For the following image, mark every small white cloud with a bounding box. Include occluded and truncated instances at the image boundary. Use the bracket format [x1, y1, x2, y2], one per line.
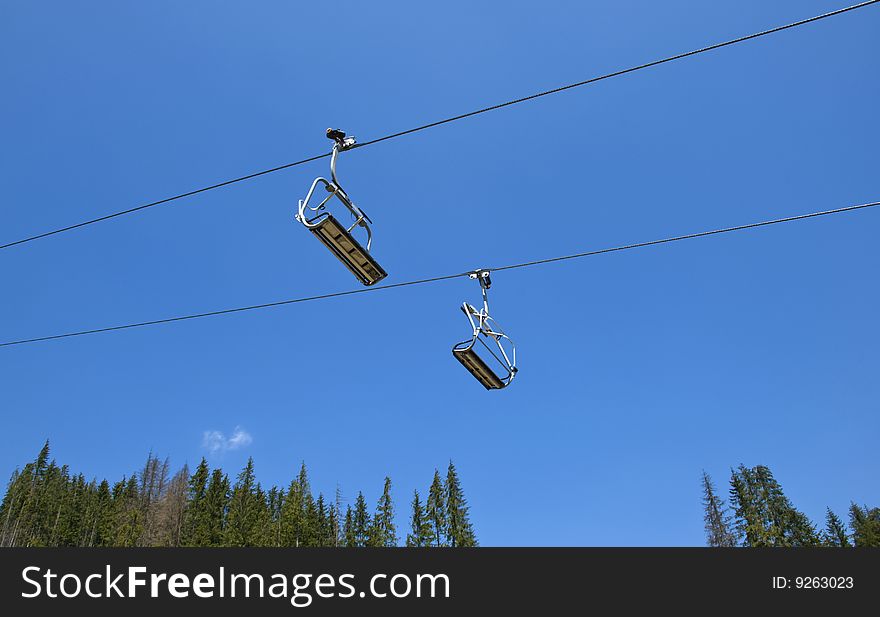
[202, 426, 253, 454]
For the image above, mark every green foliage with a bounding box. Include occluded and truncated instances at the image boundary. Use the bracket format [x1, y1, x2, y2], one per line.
[701, 471, 737, 547]
[406, 490, 435, 547]
[368, 477, 397, 547]
[353, 492, 370, 547]
[1, 442, 478, 548]
[849, 504, 880, 547]
[823, 508, 851, 547]
[426, 469, 446, 547]
[224, 458, 266, 546]
[719, 464, 876, 548]
[445, 462, 477, 547]
[729, 465, 820, 547]
[343, 505, 356, 547]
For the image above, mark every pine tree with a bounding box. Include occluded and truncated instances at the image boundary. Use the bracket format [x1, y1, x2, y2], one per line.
[224, 458, 261, 546]
[406, 490, 434, 547]
[444, 462, 476, 547]
[252, 483, 273, 547]
[182, 459, 210, 546]
[353, 492, 370, 547]
[327, 498, 339, 547]
[280, 475, 305, 547]
[426, 469, 446, 547]
[729, 465, 819, 547]
[343, 505, 356, 547]
[203, 470, 230, 546]
[92, 480, 114, 547]
[823, 508, 851, 547]
[304, 492, 320, 547]
[266, 486, 283, 547]
[114, 475, 143, 547]
[298, 464, 317, 547]
[368, 477, 397, 547]
[849, 504, 880, 547]
[315, 494, 329, 547]
[701, 471, 737, 547]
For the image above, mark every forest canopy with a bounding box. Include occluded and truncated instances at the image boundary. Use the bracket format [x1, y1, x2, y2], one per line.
[701, 466, 879, 547]
[0, 442, 476, 548]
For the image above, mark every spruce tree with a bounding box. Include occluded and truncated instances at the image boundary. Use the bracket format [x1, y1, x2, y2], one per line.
[224, 458, 260, 546]
[280, 476, 305, 547]
[299, 464, 317, 547]
[114, 476, 143, 547]
[203, 470, 230, 546]
[729, 465, 819, 547]
[823, 508, 851, 547]
[849, 504, 880, 547]
[701, 471, 737, 547]
[444, 462, 476, 547]
[327, 498, 339, 547]
[369, 477, 397, 547]
[426, 469, 446, 547]
[266, 486, 282, 547]
[92, 480, 114, 547]
[181, 458, 210, 546]
[304, 492, 320, 547]
[406, 490, 434, 547]
[343, 505, 356, 547]
[353, 492, 370, 547]
[315, 494, 329, 547]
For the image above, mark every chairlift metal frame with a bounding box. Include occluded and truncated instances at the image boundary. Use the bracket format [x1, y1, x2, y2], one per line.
[295, 129, 388, 286]
[452, 269, 517, 390]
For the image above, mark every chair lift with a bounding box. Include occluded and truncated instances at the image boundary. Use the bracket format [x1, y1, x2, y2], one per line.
[295, 128, 388, 286]
[452, 270, 518, 390]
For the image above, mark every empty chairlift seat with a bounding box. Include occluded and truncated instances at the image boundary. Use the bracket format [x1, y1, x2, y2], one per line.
[309, 213, 387, 286]
[452, 270, 518, 390]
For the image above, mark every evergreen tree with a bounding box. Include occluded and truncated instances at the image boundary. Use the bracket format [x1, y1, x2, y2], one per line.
[280, 476, 305, 547]
[353, 492, 370, 547]
[92, 480, 114, 547]
[327, 498, 339, 547]
[729, 465, 819, 547]
[406, 490, 434, 547]
[849, 504, 880, 547]
[315, 494, 329, 547]
[343, 505, 356, 547]
[823, 508, 851, 547]
[299, 464, 317, 546]
[114, 475, 143, 547]
[181, 458, 210, 546]
[252, 483, 273, 547]
[701, 471, 737, 547]
[224, 458, 262, 546]
[266, 486, 283, 547]
[368, 477, 397, 547]
[426, 469, 446, 547]
[203, 470, 230, 546]
[444, 462, 476, 547]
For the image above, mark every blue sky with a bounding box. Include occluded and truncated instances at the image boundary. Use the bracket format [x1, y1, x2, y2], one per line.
[1, 0, 877, 546]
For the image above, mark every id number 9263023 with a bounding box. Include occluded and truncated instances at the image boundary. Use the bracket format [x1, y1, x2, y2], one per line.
[772, 576, 854, 590]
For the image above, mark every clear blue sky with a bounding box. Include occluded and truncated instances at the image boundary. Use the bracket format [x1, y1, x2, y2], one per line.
[1, 0, 877, 546]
